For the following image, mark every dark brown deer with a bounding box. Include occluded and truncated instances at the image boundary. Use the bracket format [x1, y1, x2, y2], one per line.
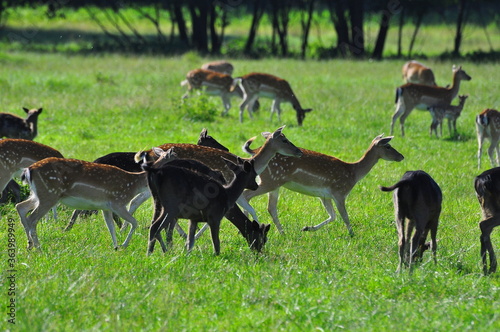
[380, 170, 442, 272]
[0, 107, 43, 140]
[143, 158, 259, 255]
[474, 167, 500, 274]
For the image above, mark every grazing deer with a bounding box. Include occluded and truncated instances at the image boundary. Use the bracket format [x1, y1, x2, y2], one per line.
[390, 65, 471, 136]
[476, 109, 500, 169]
[181, 68, 245, 115]
[0, 107, 43, 140]
[474, 167, 500, 274]
[0, 180, 21, 204]
[380, 170, 442, 272]
[243, 135, 404, 235]
[143, 157, 258, 255]
[201, 60, 234, 75]
[402, 60, 437, 86]
[428, 94, 468, 137]
[0, 139, 63, 203]
[15, 152, 175, 250]
[232, 72, 312, 126]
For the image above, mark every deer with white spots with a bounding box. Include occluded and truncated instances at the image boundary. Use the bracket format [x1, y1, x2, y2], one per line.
[15, 148, 176, 250]
[390, 65, 471, 136]
[0, 139, 64, 205]
[242, 135, 404, 235]
[428, 94, 468, 137]
[181, 68, 245, 115]
[476, 108, 500, 169]
[231, 72, 312, 126]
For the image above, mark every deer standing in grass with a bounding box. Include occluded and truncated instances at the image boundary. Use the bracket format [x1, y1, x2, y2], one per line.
[0, 107, 43, 140]
[428, 94, 468, 137]
[390, 65, 471, 136]
[15, 150, 177, 250]
[232, 72, 312, 126]
[242, 135, 404, 235]
[181, 68, 245, 115]
[201, 60, 234, 75]
[143, 157, 259, 255]
[402, 61, 437, 86]
[474, 167, 500, 274]
[380, 170, 442, 272]
[0, 139, 63, 205]
[476, 109, 500, 169]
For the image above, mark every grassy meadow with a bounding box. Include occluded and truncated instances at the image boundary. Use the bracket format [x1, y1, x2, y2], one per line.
[0, 52, 498, 331]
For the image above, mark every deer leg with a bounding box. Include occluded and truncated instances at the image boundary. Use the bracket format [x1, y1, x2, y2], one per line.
[236, 195, 259, 222]
[266, 188, 284, 233]
[221, 93, 231, 116]
[186, 220, 199, 253]
[333, 196, 354, 236]
[270, 99, 283, 123]
[395, 206, 406, 273]
[487, 138, 499, 167]
[390, 100, 406, 136]
[239, 94, 257, 122]
[208, 217, 222, 255]
[302, 197, 337, 232]
[479, 216, 500, 274]
[16, 196, 40, 249]
[477, 131, 485, 169]
[64, 210, 82, 232]
[102, 210, 119, 250]
[111, 206, 138, 249]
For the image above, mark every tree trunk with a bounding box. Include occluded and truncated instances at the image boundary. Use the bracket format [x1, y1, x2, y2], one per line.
[328, 0, 350, 57]
[188, 0, 209, 53]
[397, 6, 405, 57]
[300, 0, 315, 59]
[245, 0, 265, 54]
[408, 9, 425, 58]
[372, 0, 401, 59]
[171, 2, 189, 46]
[453, 0, 467, 56]
[348, 0, 365, 57]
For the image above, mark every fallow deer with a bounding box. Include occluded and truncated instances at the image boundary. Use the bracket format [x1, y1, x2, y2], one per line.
[201, 60, 234, 75]
[380, 170, 442, 272]
[181, 68, 244, 115]
[474, 167, 500, 274]
[232, 72, 312, 126]
[0, 107, 43, 140]
[390, 65, 471, 136]
[242, 135, 404, 235]
[0, 139, 63, 203]
[15, 150, 178, 250]
[143, 157, 259, 255]
[402, 60, 437, 86]
[428, 94, 468, 137]
[476, 109, 500, 169]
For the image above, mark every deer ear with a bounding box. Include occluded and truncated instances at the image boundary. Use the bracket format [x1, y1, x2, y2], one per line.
[272, 125, 285, 138]
[23, 107, 29, 113]
[37, 108, 43, 114]
[152, 147, 164, 157]
[200, 128, 208, 138]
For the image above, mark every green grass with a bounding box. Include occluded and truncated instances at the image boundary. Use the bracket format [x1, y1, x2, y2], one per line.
[0, 52, 499, 331]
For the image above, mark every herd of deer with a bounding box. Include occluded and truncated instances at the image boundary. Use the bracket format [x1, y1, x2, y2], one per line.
[0, 59, 499, 275]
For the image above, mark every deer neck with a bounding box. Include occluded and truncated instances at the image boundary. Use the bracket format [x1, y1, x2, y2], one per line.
[224, 172, 252, 207]
[251, 139, 280, 175]
[448, 73, 463, 100]
[28, 119, 38, 140]
[351, 145, 381, 183]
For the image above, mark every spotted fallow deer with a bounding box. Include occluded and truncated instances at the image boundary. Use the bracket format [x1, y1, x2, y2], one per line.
[0, 139, 63, 204]
[0, 107, 43, 140]
[390, 65, 471, 136]
[474, 167, 500, 274]
[201, 60, 234, 75]
[15, 149, 177, 250]
[242, 135, 404, 235]
[181, 68, 244, 115]
[232, 72, 312, 126]
[402, 60, 437, 86]
[476, 109, 500, 169]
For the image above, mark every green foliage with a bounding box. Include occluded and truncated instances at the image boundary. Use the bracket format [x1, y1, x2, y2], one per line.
[0, 53, 499, 331]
